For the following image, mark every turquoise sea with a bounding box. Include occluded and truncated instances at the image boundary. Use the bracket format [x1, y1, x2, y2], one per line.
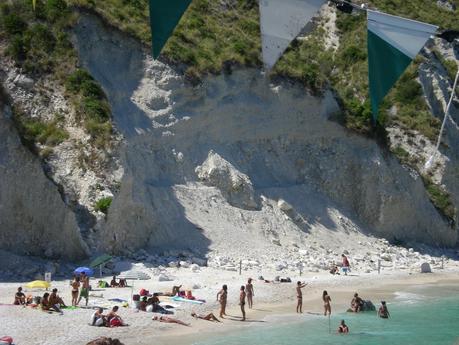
[194, 285, 459, 345]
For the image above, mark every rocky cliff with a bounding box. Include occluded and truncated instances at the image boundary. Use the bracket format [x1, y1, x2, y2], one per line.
[71, 13, 457, 258]
[0, 92, 88, 260]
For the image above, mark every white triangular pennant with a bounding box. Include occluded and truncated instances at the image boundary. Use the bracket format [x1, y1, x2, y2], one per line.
[259, 0, 326, 69]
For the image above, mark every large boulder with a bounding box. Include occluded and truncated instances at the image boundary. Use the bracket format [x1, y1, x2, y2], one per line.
[421, 262, 432, 273]
[195, 150, 259, 210]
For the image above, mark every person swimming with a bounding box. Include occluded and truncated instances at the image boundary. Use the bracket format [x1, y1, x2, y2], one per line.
[378, 301, 390, 318]
[338, 319, 349, 333]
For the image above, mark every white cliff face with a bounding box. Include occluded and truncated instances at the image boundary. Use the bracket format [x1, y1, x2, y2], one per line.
[70, 13, 457, 259]
[0, 101, 88, 260]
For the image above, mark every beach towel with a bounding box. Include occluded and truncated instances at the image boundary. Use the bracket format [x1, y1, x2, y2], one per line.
[172, 296, 205, 304]
[108, 298, 127, 303]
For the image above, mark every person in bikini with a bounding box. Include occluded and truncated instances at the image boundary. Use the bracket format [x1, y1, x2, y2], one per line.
[338, 319, 349, 333]
[322, 290, 331, 316]
[246, 278, 254, 309]
[216, 284, 228, 318]
[152, 316, 190, 326]
[296, 281, 308, 313]
[240, 285, 246, 321]
[191, 312, 221, 322]
[71, 276, 80, 306]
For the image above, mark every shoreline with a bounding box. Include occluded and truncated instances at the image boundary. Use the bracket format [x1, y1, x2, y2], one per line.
[151, 271, 459, 345]
[2, 268, 458, 345]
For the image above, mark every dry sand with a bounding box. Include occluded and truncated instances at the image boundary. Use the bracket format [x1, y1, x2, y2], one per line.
[1, 266, 459, 345]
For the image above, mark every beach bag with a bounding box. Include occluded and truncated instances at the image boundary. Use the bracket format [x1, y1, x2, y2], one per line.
[95, 317, 104, 327]
[132, 294, 140, 301]
[110, 318, 122, 327]
[0, 336, 13, 344]
[146, 304, 154, 313]
[139, 289, 149, 296]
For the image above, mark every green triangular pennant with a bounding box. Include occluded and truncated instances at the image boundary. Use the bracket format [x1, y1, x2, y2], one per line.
[367, 10, 438, 120]
[149, 0, 192, 59]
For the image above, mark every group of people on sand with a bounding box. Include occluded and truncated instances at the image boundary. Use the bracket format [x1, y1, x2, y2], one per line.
[71, 272, 91, 306]
[215, 278, 254, 322]
[91, 306, 127, 327]
[14, 286, 67, 314]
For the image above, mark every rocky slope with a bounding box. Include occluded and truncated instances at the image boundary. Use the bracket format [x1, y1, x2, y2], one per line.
[71, 13, 457, 260]
[0, 3, 458, 269]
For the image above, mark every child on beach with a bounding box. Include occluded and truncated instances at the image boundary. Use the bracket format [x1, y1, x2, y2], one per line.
[378, 301, 390, 318]
[246, 278, 254, 309]
[322, 290, 331, 316]
[240, 285, 246, 321]
[296, 281, 308, 313]
[216, 285, 228, 318]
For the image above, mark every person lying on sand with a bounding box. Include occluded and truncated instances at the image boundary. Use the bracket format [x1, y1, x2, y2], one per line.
[191, 312, 221, 322]
[338, 319, 349, 333]
[351, 293, 363, 313]
[14, 287, 26, 305]
[152, 316, 190, 326]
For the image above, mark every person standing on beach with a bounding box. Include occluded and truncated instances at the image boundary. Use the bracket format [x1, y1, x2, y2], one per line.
[341, 254, 350, 275]
[71, 276, 80, 306]
[240, 285, 246, 321]
[322, 290, 331, 316]
[296, 281, 307, 313]
[246, 278, 254, 309]
[77, 272, 90, 306]
[216, 284, 228, 318]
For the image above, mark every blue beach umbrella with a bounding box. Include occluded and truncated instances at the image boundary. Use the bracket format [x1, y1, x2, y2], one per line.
[74, 267, 94, 276]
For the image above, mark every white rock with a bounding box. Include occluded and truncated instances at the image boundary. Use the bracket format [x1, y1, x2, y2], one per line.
[158, 274, 173, 281]
[179, 261, 190, 268]
[278, 199, 293, 212]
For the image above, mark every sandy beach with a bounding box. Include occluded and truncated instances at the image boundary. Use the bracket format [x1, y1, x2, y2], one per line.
[1, 264, 459, 345]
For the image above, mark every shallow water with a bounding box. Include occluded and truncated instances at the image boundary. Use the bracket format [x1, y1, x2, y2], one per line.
[194, 285, 459, 345]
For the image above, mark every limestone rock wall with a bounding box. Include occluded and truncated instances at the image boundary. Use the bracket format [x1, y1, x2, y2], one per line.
[0, 101, 88, 260]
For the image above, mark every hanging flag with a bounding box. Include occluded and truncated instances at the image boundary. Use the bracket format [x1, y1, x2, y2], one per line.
[149, 0, 192, 59]
[367, 10, 438, 120]
[259, 0, 326, 70]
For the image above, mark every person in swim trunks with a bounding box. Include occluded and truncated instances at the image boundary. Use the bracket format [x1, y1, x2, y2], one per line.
[296, 281, 307, 313]
[77, 272, 90, 306]
[239, 285, 246, 321]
